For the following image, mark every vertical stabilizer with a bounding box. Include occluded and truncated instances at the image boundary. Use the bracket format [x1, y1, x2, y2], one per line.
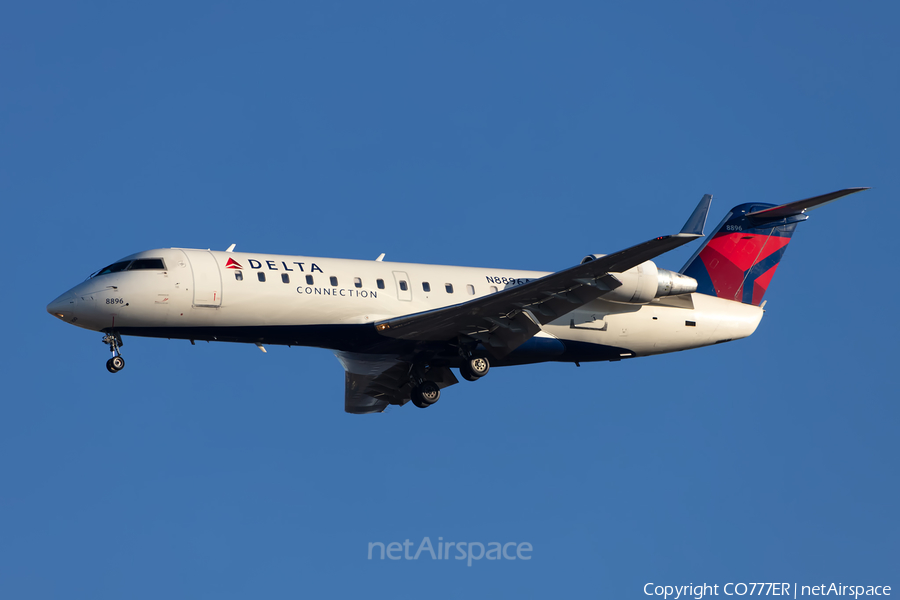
[680, 188, 867, 306]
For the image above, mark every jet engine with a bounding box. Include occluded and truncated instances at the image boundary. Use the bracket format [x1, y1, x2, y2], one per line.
[580, 255, 697, 304]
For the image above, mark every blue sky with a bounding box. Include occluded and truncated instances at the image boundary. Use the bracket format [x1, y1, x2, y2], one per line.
[2, 2, 898, 598]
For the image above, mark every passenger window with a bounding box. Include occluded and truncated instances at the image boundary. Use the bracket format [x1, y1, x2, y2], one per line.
[306, 275, 314, 285]
[467, 284, 475, 295]
[399, 280, 408, 291]
[282, 273, 290, 284]
[354, 277, 362, 288]
[377, 279, 385, 289]
[489, 285, 498, 293]
[330, 276, 338, 286]
[445, 283, 453, 293]
[422, 282, 431, 292]
[235, 271, 243, 281]
[128, 258, 166, 270]
[258, 272, 266, 282]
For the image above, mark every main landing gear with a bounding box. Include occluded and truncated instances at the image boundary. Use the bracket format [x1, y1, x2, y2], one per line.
[411, 380, 441, 409]
[408, 361, 444, 409]
[408, 354, 492, 409]
[103, 333, 125, 373]
[459, 355, 490, 382]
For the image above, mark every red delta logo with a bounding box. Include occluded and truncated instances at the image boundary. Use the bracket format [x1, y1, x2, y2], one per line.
[225, 258, 243, 270]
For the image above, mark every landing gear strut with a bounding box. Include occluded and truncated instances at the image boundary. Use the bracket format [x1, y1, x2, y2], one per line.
[103, 333, 125, 373]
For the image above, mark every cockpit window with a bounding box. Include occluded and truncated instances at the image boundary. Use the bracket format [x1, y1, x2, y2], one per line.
[128, 258, 166, 270]
[92, 261, 131, 277]
[90, 258, 168, 278]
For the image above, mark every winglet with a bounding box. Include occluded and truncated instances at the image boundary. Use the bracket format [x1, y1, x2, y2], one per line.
[680, 194, 712, 236]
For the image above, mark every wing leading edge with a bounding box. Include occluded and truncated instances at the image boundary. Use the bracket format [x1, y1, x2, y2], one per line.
[373, 195, 712, 357]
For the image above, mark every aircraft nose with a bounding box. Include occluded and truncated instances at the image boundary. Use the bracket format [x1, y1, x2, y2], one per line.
[47, 291, 77, 321]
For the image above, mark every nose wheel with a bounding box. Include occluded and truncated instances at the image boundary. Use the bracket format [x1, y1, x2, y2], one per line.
[102, 333, 125, 373]
[106, 356, 125, 373]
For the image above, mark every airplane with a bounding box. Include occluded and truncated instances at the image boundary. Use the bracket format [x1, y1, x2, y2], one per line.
[47, 188, 867, 413]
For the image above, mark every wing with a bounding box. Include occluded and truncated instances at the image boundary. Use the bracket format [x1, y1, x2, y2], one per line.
[335, 352, 459, 414]
[374, 194, 712, 357]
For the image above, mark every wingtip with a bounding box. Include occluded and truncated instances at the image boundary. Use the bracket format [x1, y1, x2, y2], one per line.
[840, 186, 871, 195]
[679, 193, 713, 236]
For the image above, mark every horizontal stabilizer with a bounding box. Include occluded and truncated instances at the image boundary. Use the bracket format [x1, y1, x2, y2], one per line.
[745, 187, 869, 220]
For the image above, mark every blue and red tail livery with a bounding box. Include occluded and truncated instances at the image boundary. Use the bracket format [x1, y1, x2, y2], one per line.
[681, 188, 867, 306]
[681, 204, 800, 305]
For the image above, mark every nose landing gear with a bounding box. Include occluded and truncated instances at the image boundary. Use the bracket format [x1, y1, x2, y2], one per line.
[102, 333, 125, 373]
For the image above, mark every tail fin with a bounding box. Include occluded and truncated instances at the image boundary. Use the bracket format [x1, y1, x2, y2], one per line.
[681, 188, 868, 305]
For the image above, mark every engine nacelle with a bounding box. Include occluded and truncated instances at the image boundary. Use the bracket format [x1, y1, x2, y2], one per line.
[580, 255, 697, 304]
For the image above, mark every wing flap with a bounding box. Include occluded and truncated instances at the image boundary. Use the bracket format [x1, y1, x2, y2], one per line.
[336, 352, 458, 414]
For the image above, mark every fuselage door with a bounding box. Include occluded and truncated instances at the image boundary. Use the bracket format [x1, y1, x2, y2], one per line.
[392, 271, 412, 301]
[182, 250, 223, 307]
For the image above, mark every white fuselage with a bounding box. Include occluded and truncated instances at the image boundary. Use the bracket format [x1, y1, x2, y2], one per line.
[47, 247, 764, 365]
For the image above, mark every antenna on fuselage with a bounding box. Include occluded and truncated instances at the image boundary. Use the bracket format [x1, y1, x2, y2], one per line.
[375, 253, 385, 261]
[226, 244, 236, 252]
